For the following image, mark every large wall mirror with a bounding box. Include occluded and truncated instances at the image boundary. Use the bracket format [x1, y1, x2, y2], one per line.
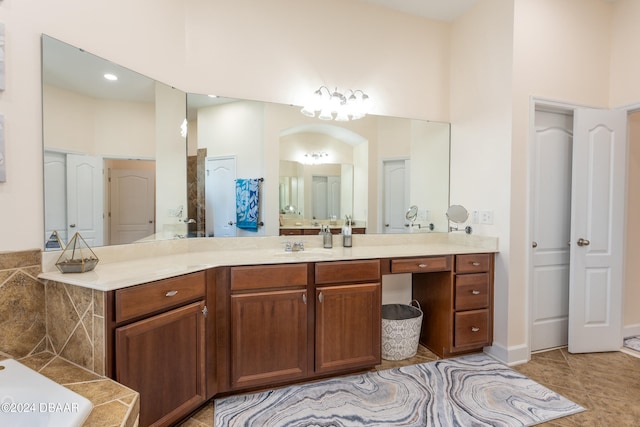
[42, 35, 186, 249]
[42, 35, 451, 249]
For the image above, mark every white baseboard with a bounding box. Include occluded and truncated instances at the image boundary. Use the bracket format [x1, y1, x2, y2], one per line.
[484, 342, 529, 367]
[623, 324, 640, 338]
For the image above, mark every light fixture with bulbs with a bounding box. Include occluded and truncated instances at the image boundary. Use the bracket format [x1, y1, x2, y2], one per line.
[303, 151, 329, 164]
[301, 86, 371, 121]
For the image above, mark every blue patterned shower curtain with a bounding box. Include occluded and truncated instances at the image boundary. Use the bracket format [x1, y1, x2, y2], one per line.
[235, 178, 260, 231]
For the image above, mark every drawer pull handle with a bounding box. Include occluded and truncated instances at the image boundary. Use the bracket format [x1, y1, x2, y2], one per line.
[302, 294, 307, 305]
[471, 290, 481, 295]
[418, 263, 427, 268]
[472, 262, 481, 266]
[318, 292, 323, 303]
[165, 290, 178, 297]
[471, 327, 480, 332]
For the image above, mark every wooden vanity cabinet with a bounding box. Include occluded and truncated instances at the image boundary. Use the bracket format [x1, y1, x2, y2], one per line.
[109, 272, 208, 427]
[220, 260, 381, 392]
[410, 253, 494, 358]
[314, 260, 381, 375]
[228, 264, 309, 390]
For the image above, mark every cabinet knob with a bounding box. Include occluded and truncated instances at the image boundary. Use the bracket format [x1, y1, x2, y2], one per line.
[471, 327, 480, 332]
[165, 290, 178, 297]
[418, 263, 427, 268]
[471, 290, 480, 295]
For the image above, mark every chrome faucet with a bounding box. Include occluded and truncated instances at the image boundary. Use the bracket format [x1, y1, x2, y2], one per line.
[284, 241, 305, 252]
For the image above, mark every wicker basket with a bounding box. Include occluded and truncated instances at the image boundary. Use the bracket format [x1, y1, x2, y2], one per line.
[381, 300, 423, 361]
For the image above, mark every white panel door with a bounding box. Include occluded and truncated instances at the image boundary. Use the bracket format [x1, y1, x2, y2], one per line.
[382, 159, 409, 233]
[66, 154, 104, 247]
[327, 176, 341, 220]
[44, 151, 68, 247]
[205, 156, 236, 237]
[531, 111, 573, 351]
[109, 169, 155, 244]
[568, 108, 627, 353]
[311, 176, 328, 220]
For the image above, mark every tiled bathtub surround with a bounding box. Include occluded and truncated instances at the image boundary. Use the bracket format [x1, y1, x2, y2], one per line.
[0, 250, 105, 375]
[45, 280, 106, 376]
[9, 352, 139, 427]
[0, 250, 46, 359]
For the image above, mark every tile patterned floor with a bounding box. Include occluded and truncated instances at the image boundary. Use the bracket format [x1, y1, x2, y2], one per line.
[179, 346, 640, 427]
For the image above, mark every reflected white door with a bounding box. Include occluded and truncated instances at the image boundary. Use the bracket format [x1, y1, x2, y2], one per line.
[311, 176, 328, 220]
[205, 156, 236, 237]
[311, 175, 340, 220]
[44, 151, 68, 247]
[382, 159, 409, 233]
[109, 169, 155, 244]
[327, 176, 341, 219]
[568, 108, 626, 353]
[531, 111, 573, 351]
[66, 154, 104, 247]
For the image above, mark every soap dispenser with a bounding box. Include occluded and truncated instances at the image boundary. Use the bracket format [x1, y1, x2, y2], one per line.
[321, 225, 333, 248]
[342, 216, 352, 247]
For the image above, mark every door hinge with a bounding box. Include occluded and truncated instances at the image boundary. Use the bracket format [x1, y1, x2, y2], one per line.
[202, 305, 208, 318]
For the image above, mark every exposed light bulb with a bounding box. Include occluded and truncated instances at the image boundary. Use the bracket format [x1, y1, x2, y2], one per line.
[300, 86, 371, 121]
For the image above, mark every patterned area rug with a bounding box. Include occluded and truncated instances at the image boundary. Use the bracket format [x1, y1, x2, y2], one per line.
[214, 353, 584, 427]
[624, 335, 640, 352]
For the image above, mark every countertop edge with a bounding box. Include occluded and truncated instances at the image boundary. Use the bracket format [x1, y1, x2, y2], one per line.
[39, 234, 499, 291]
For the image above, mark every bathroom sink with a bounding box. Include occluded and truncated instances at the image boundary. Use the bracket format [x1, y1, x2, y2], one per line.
[271, 247, 335, 258]
[0, 359, 93, 427]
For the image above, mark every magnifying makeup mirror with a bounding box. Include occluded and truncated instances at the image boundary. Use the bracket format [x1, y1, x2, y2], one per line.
[446, 205, 472, 234]
[406, 205, 418, 225]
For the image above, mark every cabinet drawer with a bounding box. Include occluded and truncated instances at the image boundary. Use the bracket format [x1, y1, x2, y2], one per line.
[391, 256, 451, 274]
[115, 272, 206, 323]
[454, 310, 490, 347]
[315, 260, 380, 285]
[279, 228, 303, 236]
[455, 273, 490, 310]
[455, 253, 492, 274]
[231, 264, 308, 291]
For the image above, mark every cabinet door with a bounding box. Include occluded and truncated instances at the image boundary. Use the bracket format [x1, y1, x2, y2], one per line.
[315, 283, 381, 374]
[115, 301, 206, 427]
[230, 289, 308, 389]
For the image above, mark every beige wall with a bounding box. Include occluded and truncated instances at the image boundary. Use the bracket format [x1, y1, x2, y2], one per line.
[43, 85, 156, 158]
[450, 0, 515, 360]
[625, 113, 640, 327]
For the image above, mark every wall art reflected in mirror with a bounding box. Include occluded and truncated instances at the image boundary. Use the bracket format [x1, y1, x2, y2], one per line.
[42, 34, 451, 249]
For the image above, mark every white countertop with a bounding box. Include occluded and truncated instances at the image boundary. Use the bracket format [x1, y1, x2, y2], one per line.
[39, 233, 498, 292]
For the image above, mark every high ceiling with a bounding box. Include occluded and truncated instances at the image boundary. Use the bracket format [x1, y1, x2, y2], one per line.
[357, 0, 478, 22]
[42, 1, 480, 106]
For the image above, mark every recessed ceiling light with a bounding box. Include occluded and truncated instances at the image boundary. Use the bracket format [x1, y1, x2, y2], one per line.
[104, 73, 118, 81]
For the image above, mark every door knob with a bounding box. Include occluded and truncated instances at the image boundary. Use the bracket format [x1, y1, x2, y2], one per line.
[577, 238, 590, 246]
[532, 241, 537, 248]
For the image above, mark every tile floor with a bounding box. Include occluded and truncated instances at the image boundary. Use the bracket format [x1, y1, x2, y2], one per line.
[179, 346, 640, 426]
